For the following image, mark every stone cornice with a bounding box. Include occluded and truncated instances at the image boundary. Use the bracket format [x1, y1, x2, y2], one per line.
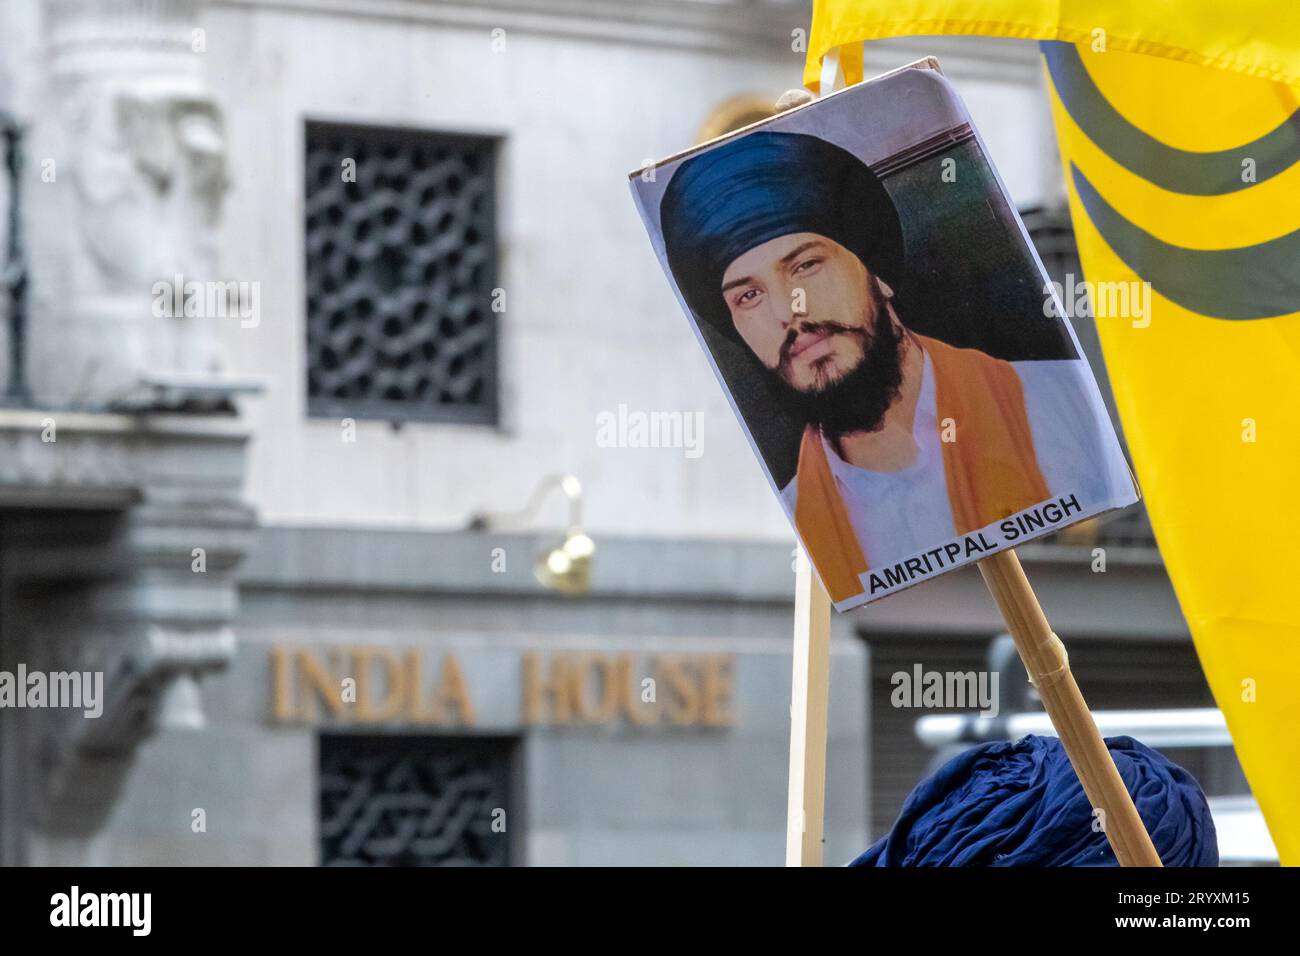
[215, 0, 809, 54]
[0, 408, 251, 508]
[239, 526, 1181, 638]
[211, 0, 1042, 84]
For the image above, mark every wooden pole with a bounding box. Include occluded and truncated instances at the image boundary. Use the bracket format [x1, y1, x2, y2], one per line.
[786, 543, 832, 866]
[978, 549, 1163, 866]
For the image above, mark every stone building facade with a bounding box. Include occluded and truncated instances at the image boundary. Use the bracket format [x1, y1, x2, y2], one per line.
[0, 0, 1229, 866]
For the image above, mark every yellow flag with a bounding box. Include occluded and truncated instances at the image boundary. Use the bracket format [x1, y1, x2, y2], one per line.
[1046, 41, 1300, 867]
[805, 0, 1300, 91]
[807, 3, 1300, 864]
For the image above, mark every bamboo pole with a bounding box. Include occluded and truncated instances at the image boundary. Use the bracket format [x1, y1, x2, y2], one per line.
[979, 549, 1162, 866]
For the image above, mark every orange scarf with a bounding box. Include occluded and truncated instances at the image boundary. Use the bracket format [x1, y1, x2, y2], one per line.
[793, 334, 1050, 603]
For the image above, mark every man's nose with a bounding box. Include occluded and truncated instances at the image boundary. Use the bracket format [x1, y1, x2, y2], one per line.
[783, 284, 809, 323]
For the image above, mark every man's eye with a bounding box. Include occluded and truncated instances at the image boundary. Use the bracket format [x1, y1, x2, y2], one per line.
[736, 289, 762, 307]
[793, 258, 822, 274]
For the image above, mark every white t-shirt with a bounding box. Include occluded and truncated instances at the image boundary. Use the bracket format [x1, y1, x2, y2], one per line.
[779, 350, 1132, 566]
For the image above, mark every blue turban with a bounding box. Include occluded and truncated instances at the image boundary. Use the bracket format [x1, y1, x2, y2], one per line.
[659, 131, 903, 342]
[852, 735, 1218, 867]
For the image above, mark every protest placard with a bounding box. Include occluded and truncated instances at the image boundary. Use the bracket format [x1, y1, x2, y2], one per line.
[630, 61, 1136, 612]
[630, 59, 1160, 867]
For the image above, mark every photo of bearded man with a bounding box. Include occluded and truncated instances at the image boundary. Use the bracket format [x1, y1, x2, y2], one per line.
[656, 130, 1134, 606]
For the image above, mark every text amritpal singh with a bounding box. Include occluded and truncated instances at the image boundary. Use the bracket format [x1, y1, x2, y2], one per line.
[866, 494, 1085, 597]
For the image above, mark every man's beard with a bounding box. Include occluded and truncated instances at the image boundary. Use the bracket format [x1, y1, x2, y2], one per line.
[766, 305, 906, 438]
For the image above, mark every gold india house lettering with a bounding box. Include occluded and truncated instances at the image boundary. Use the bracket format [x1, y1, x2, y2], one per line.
[269, 647, 735, 729]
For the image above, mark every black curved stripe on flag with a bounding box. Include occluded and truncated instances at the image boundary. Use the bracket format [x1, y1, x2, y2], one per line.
[1043, 41, 1300, 196]
[1071, 163, 1300, 320]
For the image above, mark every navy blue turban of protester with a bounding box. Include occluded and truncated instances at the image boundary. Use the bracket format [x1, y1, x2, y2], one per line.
[659, 131, 904, 342]
[851, 735, 1218, 867]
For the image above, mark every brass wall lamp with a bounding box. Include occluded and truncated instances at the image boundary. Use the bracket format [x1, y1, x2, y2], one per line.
[469, 473, 594, 595]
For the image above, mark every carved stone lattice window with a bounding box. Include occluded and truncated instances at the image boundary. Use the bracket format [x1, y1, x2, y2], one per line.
[319, 734, 516, 866]
[305, 122, 498, 423]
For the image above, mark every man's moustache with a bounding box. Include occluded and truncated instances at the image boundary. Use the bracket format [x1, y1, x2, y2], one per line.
[780, 321, 863, 364]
